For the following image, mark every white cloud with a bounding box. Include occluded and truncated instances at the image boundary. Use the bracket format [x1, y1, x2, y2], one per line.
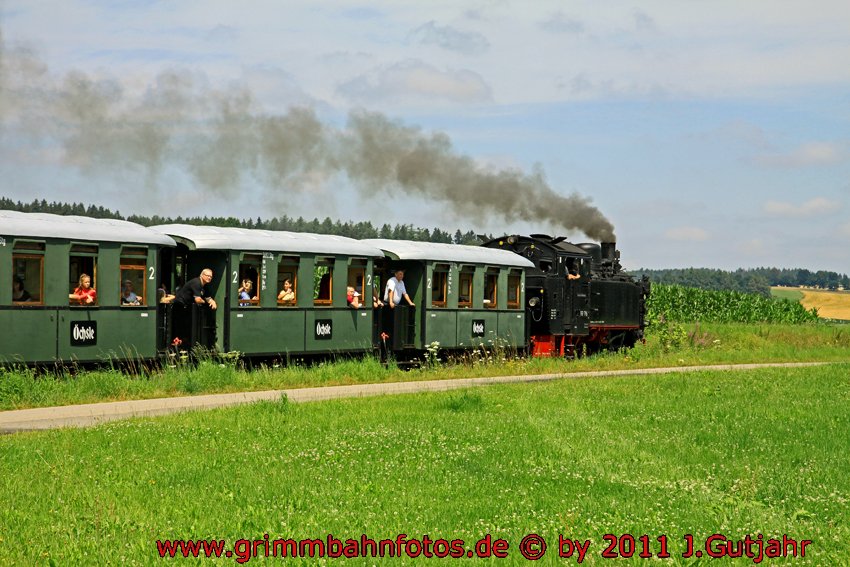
[408, 21, 490, 55]
[336, 60, 492, 104]
[664, 226, 709, 241]
[753, 142, 848, 168]
[539, 12, 585, 35]
[763, 197, 841, 218]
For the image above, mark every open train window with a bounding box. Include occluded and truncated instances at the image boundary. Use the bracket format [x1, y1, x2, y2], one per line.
[507, 270, 521, 309]
[538, 260, 553, 273]
[458, 268, 473, 308]
[69, 244, 98, 307]
[120, 246, 147, 306]
[277, 256, 298, 307]
[313, 258, 334, 306]
[12, 241, 44, 304]
[431, 264, 448, 307]
[237, 254, 262, 307]
[347, 259, 366, 308]
[484, 268, 498, 308]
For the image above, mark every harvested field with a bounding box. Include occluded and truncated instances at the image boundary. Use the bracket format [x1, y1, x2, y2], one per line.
[799, 288, 850, 320]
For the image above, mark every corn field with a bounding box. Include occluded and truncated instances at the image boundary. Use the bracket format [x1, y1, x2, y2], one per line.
[647, 283, 820, 324]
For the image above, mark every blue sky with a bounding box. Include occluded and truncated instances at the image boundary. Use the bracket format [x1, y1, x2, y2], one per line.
[1, 1, 849, 272]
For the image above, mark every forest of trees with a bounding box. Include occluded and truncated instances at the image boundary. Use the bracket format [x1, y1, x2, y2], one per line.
[634, 267, 850, 296]
[4, 197, 846, 293]
[0, 198, 488, 245]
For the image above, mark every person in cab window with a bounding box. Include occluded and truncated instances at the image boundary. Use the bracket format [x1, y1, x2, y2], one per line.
[567, 259, 581, 280]
[384, 269, 414, 309]
[12, 278, 31, 302]
[173, 268, 217, 310]
[238, 279, 257, 306]
[70, 273, 97, 305]
[372, 288, 384, 309]
[346, 286, 361, 309]
[277, 279, 295, 302]
[157, 283, 175, 304]
[121, 280, 141, 305]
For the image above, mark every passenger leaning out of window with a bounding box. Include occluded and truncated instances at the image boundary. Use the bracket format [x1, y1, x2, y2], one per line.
[346, 286, 361, 309]
[277, 279, 295, 302]
[13, 277, 32, 302]
[238, 279, 257, 305]
[173, 268, 217, 310]
[121, 280, 141, 305]
[70, 273, 97, 305]
[384, 269, 414, 309]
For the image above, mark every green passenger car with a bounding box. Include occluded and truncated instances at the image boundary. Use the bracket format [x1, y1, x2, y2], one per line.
[0, 210, 175, 364]
[363, 239, 534, 354]
[150, 225, 385, 358]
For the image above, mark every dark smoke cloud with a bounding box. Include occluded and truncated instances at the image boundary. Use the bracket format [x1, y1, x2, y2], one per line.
[0, 31, 615, 241]
[341, 110, 615, 240]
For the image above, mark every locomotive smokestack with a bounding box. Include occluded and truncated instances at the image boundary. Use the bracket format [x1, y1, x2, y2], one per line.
[601, 242, 616, 264]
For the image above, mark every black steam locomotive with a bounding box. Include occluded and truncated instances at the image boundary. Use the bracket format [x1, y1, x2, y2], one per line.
[484, 235, 650, 358]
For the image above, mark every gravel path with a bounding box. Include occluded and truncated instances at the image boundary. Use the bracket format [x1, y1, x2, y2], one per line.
[0, 361, 833, 433]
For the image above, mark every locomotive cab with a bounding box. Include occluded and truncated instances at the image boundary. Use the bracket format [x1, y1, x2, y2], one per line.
[483, 235, 593, 356]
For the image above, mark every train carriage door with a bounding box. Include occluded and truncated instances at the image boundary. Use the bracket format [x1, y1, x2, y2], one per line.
[171, 246, 225, 352]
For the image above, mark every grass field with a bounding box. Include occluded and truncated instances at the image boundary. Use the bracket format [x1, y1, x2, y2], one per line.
[1, 364, 848, 565]
[2, 322, 850, 411]
[769, 287, 804, 302]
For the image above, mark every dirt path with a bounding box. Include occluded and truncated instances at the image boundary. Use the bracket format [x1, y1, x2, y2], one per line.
[0, 362, 835, 433]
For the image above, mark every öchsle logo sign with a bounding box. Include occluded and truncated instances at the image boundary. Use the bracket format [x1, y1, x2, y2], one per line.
[315, 319, 332, 340]
[70, 321, 97, 346]
[472, 320, 485, 337]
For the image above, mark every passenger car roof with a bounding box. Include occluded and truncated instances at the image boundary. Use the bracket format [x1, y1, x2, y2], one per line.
[0, 210, 176, 246]
[362, 239, 534, 268]
[151, 224, 385, 256]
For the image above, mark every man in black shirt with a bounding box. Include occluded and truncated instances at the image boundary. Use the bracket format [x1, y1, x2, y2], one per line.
[174, 268, 217, 310]
[172, 268, 217, 348]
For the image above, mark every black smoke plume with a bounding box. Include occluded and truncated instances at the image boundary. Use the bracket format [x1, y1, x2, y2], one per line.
[0, 32, 616, 240]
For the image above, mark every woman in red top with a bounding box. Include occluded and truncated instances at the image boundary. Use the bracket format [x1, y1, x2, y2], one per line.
[70, 273, 97, 305]
[346, 286, 361, 309]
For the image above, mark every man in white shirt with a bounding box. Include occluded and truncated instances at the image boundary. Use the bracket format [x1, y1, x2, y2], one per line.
[384, 269, 415, 308]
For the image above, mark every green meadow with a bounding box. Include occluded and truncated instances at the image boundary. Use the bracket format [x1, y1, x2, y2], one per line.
[770, 287, 805, 302]
[1, 364, 848, 565]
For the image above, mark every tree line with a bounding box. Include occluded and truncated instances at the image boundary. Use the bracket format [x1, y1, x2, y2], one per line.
[5, 198, 845, 291]
[634, 267, 849, 296]
[0, 198, 487, 245]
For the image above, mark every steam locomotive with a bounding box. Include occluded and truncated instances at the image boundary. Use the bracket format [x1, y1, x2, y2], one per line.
[1, 211, 648, 365]
[484, 235, 650, 358]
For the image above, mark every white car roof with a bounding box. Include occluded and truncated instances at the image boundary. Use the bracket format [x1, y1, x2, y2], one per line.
[151, 224, 385, 257]
[362, 239, 534, 268]
[0, 210, 176, 246]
